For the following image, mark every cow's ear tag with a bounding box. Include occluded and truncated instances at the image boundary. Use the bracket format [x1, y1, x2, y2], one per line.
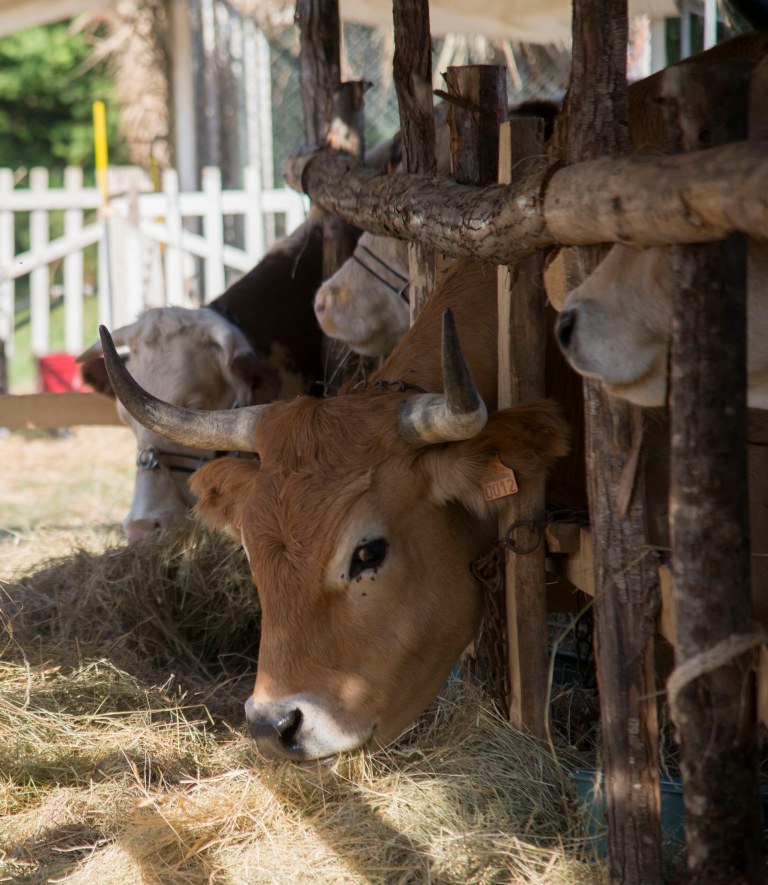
[481, 455, 519, 502]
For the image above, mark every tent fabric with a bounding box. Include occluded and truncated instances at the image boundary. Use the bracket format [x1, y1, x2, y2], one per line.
[1, 0, 680, 44]
[341, 0, 678, 44]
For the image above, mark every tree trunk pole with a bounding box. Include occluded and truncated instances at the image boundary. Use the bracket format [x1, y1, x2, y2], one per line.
[392, 0, 435, 320]
[662, 60, 765, 884]
[295, 0, 359, 276]
[562, 0, 663, 881]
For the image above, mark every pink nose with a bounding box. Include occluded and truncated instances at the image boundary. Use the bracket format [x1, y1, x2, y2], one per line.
[124, 516, 167, 543]
[314, 291, 327, 320]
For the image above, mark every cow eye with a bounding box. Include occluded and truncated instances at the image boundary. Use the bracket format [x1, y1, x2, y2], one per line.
[349, 538, 388, 579]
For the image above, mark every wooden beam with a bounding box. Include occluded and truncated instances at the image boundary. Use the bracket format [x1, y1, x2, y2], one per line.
[283, 137, 768, 259]
[0, 393, 121, 429]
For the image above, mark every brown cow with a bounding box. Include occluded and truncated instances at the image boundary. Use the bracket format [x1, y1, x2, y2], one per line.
[98, 259, 569, 759]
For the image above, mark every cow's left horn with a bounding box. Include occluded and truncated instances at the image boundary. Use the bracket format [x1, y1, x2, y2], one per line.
[399, 309, 488, 445]
[98, 325, 265, 452]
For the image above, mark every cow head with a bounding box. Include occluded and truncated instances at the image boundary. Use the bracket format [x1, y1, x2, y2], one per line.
[78, 306, 278, 541]
[99, 308, 568, 760]
[554, 244, 673, 407]
[314, 232, 410, 357]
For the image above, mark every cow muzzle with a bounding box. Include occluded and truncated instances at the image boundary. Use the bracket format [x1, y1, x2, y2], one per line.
[244, 694, 373, 761]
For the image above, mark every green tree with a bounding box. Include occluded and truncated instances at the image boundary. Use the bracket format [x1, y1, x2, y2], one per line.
[0, 21, 129, 170]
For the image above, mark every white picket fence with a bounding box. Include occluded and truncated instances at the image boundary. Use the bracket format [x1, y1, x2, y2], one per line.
[0, 166, 309, 358]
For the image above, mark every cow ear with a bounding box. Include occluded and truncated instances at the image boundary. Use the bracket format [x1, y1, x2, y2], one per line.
[208, 321, 282, 404]
[416, 401, 569, 517]
[79, 354, 122, 399]
[230, 352, 282, 404]
[191, 458, 261, 535]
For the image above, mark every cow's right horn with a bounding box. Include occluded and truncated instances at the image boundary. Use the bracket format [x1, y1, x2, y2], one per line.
[99, 325, 265, 452]
[398, 309, 488, 446]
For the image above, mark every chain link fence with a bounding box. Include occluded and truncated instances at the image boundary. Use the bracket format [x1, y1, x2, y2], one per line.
[267, 22, 571, 186]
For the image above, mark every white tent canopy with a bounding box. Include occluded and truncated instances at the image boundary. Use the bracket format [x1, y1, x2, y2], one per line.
[342, 0, 677, 44]
[0, 0, 678, 44]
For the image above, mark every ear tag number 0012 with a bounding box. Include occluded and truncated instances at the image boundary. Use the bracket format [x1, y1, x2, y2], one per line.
[481, 455, 519, 502]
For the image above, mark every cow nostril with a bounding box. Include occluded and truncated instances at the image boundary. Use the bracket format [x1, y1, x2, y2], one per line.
[275, 707, 303, 747]
[314, 292, 327, 318]
[556, 309, 576, 350]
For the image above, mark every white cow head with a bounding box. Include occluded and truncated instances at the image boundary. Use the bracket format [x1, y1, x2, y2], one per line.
[79, 306, 271, 541]
[314, 232, 410, 357]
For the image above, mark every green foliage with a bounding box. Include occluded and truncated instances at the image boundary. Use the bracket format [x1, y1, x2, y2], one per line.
[0, 21, 129, 169]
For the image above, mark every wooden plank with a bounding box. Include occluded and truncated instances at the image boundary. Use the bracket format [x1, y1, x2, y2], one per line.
[0, 393, 121, 429]
[497, 117, 548, 737]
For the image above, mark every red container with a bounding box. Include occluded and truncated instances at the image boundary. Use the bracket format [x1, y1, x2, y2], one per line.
[37, 353, 84, 393]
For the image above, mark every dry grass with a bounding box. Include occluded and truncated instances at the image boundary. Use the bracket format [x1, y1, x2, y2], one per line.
[0, 425, 607, 884]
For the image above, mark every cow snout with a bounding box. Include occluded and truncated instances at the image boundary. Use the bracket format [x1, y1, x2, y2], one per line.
[555, 308, 576, 351]
[246, 704, 305, 760]
[313, 290, 329, 321]
[124, 515, 169, 542]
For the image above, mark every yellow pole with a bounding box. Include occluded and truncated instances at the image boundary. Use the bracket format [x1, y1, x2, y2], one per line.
[93, 100, 109, 200]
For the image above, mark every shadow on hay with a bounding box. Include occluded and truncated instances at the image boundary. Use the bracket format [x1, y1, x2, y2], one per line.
[0, 521, 261, 725]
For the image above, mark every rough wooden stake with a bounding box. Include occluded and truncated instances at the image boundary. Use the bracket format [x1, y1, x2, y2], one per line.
[563, 0, 663, 881]
[295, 0, 359, 276]
[392, 0, 435, 320]
[663, 59, 765, 884]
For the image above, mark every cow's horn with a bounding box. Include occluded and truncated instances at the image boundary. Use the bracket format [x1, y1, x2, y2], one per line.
[398, 309, 488, 445]
[98, 325, 265, 452]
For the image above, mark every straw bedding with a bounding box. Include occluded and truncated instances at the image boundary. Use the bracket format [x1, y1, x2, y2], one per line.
[0, 523, 606, 884]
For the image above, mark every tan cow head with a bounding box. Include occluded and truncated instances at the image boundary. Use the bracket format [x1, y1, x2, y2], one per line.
[79, 306, 277, 541]
[98, 277, 568, 759]
[554, 241, 768, 410]
[314, 232, 410, 357]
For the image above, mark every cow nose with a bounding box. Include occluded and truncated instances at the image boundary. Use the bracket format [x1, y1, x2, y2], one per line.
[314, 291, 328, 320]
[555, 309, 576, 350]
[247, 706, 305, 759]
[124, 516, 167, 542]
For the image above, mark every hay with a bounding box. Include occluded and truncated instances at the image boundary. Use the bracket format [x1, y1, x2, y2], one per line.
[0, 524, 606, 884]
[1, 522, 259, 725]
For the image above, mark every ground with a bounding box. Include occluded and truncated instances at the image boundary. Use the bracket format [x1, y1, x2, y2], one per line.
[0, 425, 135, 573]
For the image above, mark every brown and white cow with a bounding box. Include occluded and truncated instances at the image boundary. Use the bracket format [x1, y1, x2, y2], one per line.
[79, 213, 325, 541]
[98, 258, 569, 759]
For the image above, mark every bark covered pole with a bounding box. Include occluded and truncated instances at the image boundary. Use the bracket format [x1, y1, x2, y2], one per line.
[497, 117, 549, 737]
[392, 0, 435, 320]
[295, 0, 359, 276]
[662, 60, 765, 884]
[562, 0, 663, 881]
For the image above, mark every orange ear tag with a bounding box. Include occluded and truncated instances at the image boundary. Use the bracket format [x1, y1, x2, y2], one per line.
[481, 455, 519, 502]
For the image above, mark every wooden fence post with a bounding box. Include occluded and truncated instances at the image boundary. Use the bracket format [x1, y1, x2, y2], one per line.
[295, 0, 360, 278]
[562, 0, 663, 881]
[661, 59, 765, 883]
